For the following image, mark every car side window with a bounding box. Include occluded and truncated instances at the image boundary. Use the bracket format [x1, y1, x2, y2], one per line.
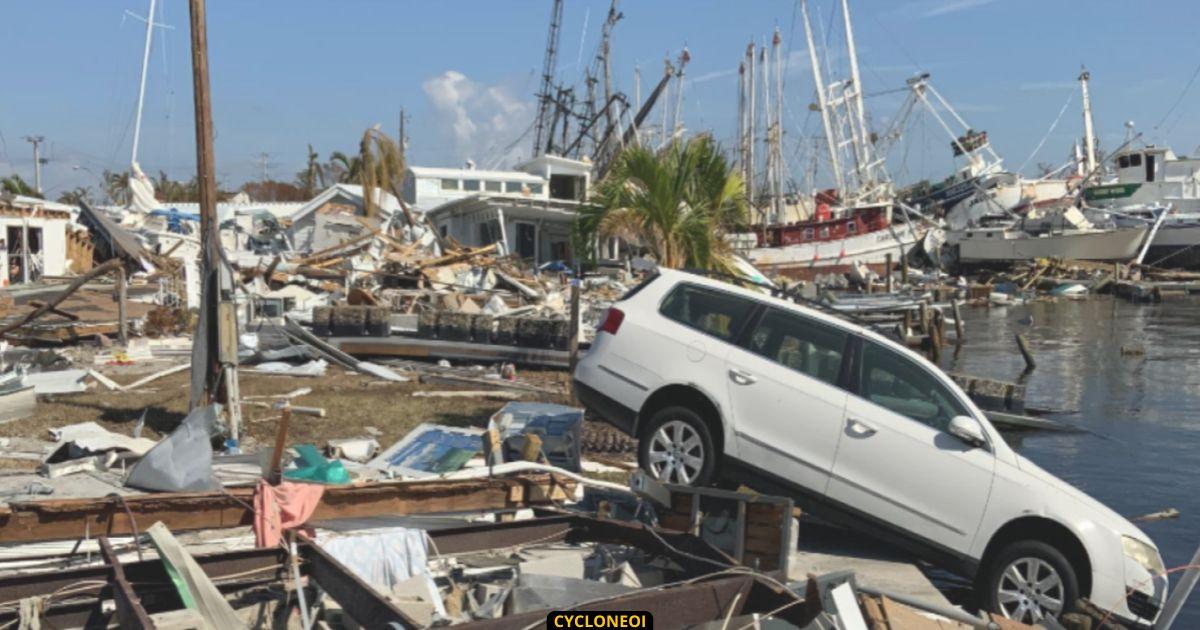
[745, 308, 847, 386]
[858, 340, 967, 431]
[659, 284, 756, 342]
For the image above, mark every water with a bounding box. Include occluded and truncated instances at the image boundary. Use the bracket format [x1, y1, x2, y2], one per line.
[942, 295, 1200, 624]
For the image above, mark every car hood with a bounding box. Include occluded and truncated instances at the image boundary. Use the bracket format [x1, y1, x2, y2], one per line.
[1013, 453, 1155, 546]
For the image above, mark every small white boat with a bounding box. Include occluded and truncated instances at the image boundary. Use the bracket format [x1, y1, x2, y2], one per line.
[951, 224, 1147, 263]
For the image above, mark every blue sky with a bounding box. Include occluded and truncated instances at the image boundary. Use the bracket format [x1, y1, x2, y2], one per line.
[2, 0, 1199, 199]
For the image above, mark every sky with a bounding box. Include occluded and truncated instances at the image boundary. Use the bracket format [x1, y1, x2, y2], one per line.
[2, 0, 1200, 200]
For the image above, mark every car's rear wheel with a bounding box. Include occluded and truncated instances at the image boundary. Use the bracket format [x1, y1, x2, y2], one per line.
[982, 540, 1079, 624]
[639, 407, 716, 486]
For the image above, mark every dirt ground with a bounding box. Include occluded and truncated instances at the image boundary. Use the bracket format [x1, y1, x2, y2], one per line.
[1, 363, 635, 467]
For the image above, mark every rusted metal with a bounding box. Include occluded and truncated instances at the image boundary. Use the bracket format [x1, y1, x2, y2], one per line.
[461, 574, 810, 629]
[99, 536, 157, 630]
[0, 474, 572, 543]
[0, 546, 289, 627]
[300, 533, 422, 629]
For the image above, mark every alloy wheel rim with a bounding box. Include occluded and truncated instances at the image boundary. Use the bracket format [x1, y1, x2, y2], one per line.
[996, 556, 1065, 622]
[646, 420, 704, 484]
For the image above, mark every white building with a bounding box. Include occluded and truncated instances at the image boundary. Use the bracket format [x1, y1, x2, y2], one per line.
[289, 184, 401, 253]
[0, 198, 80, 285]
[421, 155, 593, 264]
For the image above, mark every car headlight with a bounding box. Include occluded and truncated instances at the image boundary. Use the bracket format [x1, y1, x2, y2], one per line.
[1122, 536, 1165, 575]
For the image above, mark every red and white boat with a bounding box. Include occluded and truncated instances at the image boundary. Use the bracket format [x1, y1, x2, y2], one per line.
[736, 195, 927, 279]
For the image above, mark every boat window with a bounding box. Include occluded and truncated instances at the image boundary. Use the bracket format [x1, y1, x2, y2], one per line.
[659, 284, 757, 343]
[804, 228, 814, 240]
[744, 308, 848, 387]
[847, 222, 857, 234]
[505, 181, 525, 193]
[986, 232, 993, 238]
[528, 183, 544, 195]
[1129, 154, 1142, 167]
[857, 340, 968, 432]
[1118, 156, 1130, 169]
[820, 226, 830, 238]
[463, 179, 481, 192]
[1146, 154, 1156, 182]
[485, 180, 502, 192]
[440, 179, 459, 191]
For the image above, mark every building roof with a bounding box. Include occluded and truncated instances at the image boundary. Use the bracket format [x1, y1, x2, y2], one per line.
[517, 154, 593, 177]
[10, 195, 78, 215]
[425, 194, 581, 221]
[289, 184, 401, 224]
[408, 166, 545, 184]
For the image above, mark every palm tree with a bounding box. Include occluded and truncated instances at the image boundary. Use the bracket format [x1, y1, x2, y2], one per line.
[296, 144, 325, 198]
[57, 187, 92, 205]
[102, 169, 131, 205]
[1, 174, 38, 197]
[574, 135, 747, 271]
[326, 151, 362, 184]
[358, 126, 411, 224]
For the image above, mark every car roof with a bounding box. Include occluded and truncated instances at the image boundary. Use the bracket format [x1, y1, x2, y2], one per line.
[654, 267, 908, 353]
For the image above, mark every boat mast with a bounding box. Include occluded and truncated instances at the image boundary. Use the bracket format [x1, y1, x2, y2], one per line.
[747, 41, 757, 206]
[1079, 67, 1097, 175]
[840, 0, 872, 192]
[772, 28, 784, 221]
[801, 0, 843, 194]
[131, 0, 158, 167]
[761, 43, 773, 222]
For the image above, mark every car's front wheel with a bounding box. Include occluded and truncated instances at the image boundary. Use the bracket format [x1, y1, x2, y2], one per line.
[982, 540, 1080, 624]
[638, 407, 716, 486]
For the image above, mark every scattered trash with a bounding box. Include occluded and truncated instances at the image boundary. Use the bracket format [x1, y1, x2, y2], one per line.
[368, 424, 483, 477]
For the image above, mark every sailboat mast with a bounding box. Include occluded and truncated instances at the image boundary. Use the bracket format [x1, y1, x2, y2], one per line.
[801, 0, 843, 194]
[761, 44, 773, 222]
[840, 0, 872, 195]
[746, 41, 757, 206]
[772, 28, 784, 218]
[1079, 67, 1097, 175]
[131, 0, 157, 167]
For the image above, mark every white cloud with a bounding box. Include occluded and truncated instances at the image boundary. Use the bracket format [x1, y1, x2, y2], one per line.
[421, 71, 535, 166]
[689, 67, 738, 86]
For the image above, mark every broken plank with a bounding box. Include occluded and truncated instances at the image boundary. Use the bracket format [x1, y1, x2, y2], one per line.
[146, 522, 245, 628]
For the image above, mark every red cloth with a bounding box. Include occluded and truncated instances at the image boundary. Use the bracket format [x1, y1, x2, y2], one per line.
[253, 479, 325, 548]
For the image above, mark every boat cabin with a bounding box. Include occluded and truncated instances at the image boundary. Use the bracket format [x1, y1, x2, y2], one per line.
[1085, 146, 1200, 208]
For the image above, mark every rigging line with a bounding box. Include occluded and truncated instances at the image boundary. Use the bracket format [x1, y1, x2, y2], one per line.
[1017, 91, 1075, 175]
[1154, 58, 1200, 132]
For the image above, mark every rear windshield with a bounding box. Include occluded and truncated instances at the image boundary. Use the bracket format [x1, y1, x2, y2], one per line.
[619, 271, 660, 302]
[659, 283, 756, 342]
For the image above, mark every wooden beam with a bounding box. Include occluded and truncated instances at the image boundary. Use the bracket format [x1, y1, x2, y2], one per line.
[0, 258, 122, 338]
[0, 474, 572, 543]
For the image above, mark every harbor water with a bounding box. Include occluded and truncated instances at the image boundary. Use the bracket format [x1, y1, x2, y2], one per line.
[943, 295, 1200, 624]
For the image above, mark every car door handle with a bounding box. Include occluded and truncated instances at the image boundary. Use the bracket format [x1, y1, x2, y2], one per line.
[846, 418, 877, 437]
[728, 368, 757, 385]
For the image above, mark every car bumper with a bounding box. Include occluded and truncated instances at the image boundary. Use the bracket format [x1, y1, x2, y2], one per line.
[1089, 559, 1168, 627]
[574, 378, 638, 436]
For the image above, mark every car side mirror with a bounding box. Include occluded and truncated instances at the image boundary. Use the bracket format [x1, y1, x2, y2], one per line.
[948, 416, 986, 448]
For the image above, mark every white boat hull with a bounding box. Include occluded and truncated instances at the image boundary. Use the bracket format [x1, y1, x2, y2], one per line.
[743, 225, 927, 278]
[951, 226, 1148, 262]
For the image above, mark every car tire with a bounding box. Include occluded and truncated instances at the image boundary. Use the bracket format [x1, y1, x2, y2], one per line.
[638, 406, 717, 487]
[981, 540, 1080, 624]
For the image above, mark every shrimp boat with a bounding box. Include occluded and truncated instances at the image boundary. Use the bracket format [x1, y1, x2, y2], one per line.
[742, 196, 926, 277]
[733, 0, 929, 279]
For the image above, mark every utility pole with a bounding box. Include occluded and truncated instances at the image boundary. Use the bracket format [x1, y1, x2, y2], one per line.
[22, 136, 45, 196]
[398, 107, 408, 159]
[188, 0, 242, 442]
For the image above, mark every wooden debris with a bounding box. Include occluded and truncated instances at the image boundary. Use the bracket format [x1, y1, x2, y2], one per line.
[146, 521, 245, 628]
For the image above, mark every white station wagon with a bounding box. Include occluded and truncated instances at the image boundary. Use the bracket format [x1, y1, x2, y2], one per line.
[574, 268, 1167, 625]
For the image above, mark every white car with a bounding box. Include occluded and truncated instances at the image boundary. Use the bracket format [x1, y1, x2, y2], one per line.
[574, 268, 1167, 625]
